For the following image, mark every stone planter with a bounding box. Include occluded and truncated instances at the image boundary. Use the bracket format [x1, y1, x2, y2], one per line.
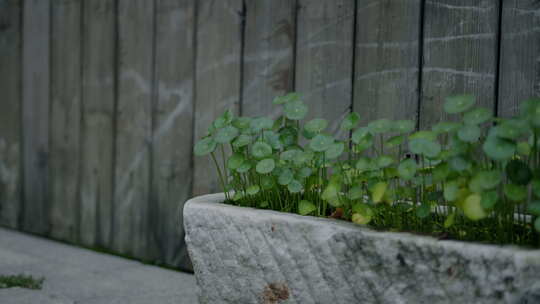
[184, 193, 540, 304]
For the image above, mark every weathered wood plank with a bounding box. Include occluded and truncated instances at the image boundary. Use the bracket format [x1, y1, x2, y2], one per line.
[80, 0, 115, 248]
[49, 0, 81, 242]
[296, 0, 354, 137]
[242, 0, 296, 118]
[22, 0, 50, 234]
[498, 0, 540, 117]
[354, 0, 421, 126]
[0, 0, 22, 229]
[420, 0, 499, 128]
[193, 0, 243, 196]
[151, 0, 194, 270]
[114, 0, 154, 258]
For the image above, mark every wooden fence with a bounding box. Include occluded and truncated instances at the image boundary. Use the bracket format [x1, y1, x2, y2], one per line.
[0, 0, 538, 271]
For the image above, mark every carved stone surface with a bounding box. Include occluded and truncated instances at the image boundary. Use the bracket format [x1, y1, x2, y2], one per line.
[184, 193, 540, 304]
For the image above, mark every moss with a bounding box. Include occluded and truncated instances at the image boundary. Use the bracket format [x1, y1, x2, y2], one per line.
[0, 274, 44, 290]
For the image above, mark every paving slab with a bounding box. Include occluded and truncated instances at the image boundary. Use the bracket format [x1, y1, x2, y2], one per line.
[0, 228, 198, 304]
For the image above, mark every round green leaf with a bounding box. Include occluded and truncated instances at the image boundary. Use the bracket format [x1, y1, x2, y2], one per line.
[368, 119, 392, 134]
[287, 179, 303, 193]
[398, 159, 417, 180]
[477, 170, 501, 189]
[348, 186, 363, 200]
[232, 134, 251, 148]
[309, 134, 334, 152]
[386, 135, 406, 148]
[262, 131, 282, 150]
[340, 112, 360, 131]
[432, 122, 461, 134]
[444, 95, 475, 114]
[260, 176, 276, 190]
[483, 137, 516, 161]
[236, 161, 252, 173]
[355, 135, 374, 151]
[298, 200, 317, 215]
[376, 155, 394, 168]
[305, 118, 328, 133]
[194, 138, 217, 156]
[352, 203, 373, 225]
[297, 167, 312, 179]
[371, 182, 387, 203]
[356, 157, 374, 172]
[449, 156, 471, 172]
[294, 151, 314, 166]
[250, 117, 274, 132]
[457, 124, 481, 142]
[278, 169, 293, 185]
[280, 149, 299, 161]
[481, 190, 499, 210]
[351, 127, 370, 144]
[463, 194, 487, 221]
[256, 158, 275, 174]
[215, 126, 239, 143]
[444, 181, 459, 201]
[504, 183, 527, 202]
[393, 120, 415, 133]
[410, 130, 437, 141]
[409, 138, 441, 157]
[528, 201, 540, 216]
[273, 92, 300, 105]
[416, 204, 431, 219]
[325, 142, 345, 159]
[232, 117, 252, 129]
[227, 153, 245, 170]
[246, 185, 260, 196]
[497, 119, 529, 140]
[517, 141, 531, 156]
[284, 100, 308, 120]
[463, 107, 492, 125]
[432, 162, 450, 182]
[252, 141, 273, 158]
[506, 159, 532, 185]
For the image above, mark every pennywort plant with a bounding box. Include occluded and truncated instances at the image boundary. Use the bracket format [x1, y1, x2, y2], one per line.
[194, 93, 540, 247]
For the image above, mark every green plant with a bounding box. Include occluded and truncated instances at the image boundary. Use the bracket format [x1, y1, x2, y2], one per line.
[194, 93, 540, 247]
[0, 274, 44, 289]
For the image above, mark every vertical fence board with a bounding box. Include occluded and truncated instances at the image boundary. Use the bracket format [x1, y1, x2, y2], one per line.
[498, 0, 540, 117]
[242, 0, 296, 118]
[152, 0, 194, 270]
[420, 0, 499, 128]
[354, 0, 421, 126]
[0, 0, 21, 229]
[193, 0, 243, 196]
[296, 0, 354, 137]
[49, 0, 81, 242]
[22, 0, 50, 234]
[80, 0, 115, 248]
[114, 0, 154, 258]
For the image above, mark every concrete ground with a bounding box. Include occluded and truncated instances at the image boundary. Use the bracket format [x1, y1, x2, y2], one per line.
[0, 227, 198, 304]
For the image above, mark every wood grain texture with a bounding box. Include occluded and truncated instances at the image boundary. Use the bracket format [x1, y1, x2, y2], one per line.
[498, 0, 540, 117]
[241, 0, 296, 118]
[49, 0, 81, 242]
[22, 0, 50, 234]
[0, 0, 22, 229]
[354, 0, 421, 126]
[420, 0, 499, 128]
[80, 0, 115, 248]
[151, 0, 194, 270]
[296, 0, 355, 138]
[114, 0, 154, 258]
[193, 0, 243, 196]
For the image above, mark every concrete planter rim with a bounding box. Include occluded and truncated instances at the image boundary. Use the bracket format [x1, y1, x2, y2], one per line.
[185, 192, 540, 255]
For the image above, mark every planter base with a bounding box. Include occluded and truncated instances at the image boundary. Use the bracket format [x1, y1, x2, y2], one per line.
[184, 193, 540, 304]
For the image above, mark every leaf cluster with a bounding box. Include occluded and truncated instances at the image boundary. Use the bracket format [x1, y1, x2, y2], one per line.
[195, 93, 540, 247]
